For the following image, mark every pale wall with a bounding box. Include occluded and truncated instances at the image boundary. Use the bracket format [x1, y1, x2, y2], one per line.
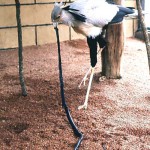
[0, 0, 137, 50]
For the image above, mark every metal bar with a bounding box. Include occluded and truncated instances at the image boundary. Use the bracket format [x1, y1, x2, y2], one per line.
[0, 47, 17, 51]
[0, 2, 71, 7]
[0, 3, 53, 6]
[0, 2, 66, 50]
[0, 24, 52, 29]
[15, 0, 27, 96]
[35, 26, 38, 45]
[0, 22, 64, 29]
[69, 27, 71, 40]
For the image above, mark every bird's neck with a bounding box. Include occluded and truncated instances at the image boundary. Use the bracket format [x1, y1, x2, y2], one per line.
[60, 10, 74, 27]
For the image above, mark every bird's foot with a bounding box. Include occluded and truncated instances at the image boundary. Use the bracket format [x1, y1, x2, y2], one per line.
[93, 72, 106, 82]
[78, 104, 88, 110]
[78, 76, 88, 88]
[99, 76, 106, 82]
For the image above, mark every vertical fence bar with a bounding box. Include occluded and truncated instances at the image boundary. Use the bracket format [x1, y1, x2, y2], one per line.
[15, 0, 27, 96]
[35, 26, 38, 45]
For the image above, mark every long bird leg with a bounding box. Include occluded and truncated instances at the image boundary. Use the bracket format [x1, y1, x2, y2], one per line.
[78, 47, 105, 88]
[78, 67, 91, 88]
[78, 34, 107, 110]
[78, 47, 104, 88]
[78, 67, 95, 110]
[78, 49, 102, 89]
[78, 33, 106, 88]
[78, 37, 97, 109]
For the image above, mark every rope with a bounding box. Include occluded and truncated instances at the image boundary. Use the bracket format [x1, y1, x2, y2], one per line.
[54, 26, 83, 150]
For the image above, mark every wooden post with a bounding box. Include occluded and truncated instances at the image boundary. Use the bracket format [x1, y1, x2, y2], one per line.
[102, 0, 124, 79]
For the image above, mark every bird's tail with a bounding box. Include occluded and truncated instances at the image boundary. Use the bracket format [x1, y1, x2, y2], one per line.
[126, 7, 148, 18]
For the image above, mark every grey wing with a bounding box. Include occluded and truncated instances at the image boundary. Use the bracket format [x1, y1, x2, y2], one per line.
[68, 0, 119, 27]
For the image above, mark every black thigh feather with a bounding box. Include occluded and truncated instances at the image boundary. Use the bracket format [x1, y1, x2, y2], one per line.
[87, 37, 97, 68]
[87, 35, 106, 68]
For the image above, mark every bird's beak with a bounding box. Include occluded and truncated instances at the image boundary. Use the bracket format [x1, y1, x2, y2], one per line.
[53, 22, 58, 28]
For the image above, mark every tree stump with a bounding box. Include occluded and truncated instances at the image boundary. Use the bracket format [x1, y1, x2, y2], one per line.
[102, 0, 124, 79]
[101, 23, 124, 79]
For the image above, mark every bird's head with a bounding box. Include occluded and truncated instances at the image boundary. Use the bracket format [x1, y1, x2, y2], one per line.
[51, 2, 64, 23]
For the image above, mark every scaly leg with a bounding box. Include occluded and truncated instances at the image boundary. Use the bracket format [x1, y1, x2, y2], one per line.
[78, 46, 105, 88]
[78, 34, 106, 109]
[78, 67, 91, 88]
[78, 67, 95, 110]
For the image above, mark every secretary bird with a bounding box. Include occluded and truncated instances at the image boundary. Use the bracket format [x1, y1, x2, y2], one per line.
[51, 0, 135, 109]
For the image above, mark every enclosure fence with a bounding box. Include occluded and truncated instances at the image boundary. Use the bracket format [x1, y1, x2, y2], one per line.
[0, 1, 75, 50]
[0, 0, 137, 50]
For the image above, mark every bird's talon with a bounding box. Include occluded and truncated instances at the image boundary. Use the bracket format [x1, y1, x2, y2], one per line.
[99, 76, 106, 82]
[78, 77, 88, 88]
[78, 104, 87, 110]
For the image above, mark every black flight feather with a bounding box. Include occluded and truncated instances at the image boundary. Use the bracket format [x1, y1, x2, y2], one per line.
[109, 6, 134, 24]
[63, 6, 86, 22]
